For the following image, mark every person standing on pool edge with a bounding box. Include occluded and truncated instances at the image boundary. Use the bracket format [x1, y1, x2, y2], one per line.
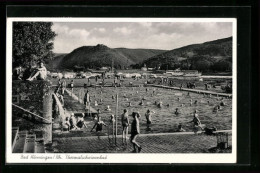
[121, 109, 129, 145]
[84, 90, 91, 116]
[130, 112, 142, 153]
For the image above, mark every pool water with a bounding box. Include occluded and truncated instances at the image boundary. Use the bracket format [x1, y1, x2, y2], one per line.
[72, 86, 232, 135]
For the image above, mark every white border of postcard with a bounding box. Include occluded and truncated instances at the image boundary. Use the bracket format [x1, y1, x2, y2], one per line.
[6, 18, 237, 164]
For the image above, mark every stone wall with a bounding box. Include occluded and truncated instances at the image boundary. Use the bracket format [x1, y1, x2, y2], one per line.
[12, 80, 53, 123]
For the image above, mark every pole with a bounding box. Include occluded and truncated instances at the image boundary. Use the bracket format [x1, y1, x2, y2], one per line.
[115, 93, 118, 145]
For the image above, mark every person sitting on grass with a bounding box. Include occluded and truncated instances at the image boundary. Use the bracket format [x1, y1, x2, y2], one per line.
[90, 116, 107, 138]
[26, 61, 47, 81]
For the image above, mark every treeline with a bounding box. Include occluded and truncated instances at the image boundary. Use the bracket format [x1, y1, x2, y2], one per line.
[142, 55, 232, 72]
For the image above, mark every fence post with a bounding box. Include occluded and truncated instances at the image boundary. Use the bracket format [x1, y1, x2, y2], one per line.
[42, 90, 53, 144]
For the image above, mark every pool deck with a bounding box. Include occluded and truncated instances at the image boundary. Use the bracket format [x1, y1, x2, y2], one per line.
[53, 131, 232, 153]
[147, 84, 232, 97]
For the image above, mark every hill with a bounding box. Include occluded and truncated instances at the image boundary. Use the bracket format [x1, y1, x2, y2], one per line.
[49, 44, 166, 70]
[143, 37, 232, 72]
[45, 53, 66, 71]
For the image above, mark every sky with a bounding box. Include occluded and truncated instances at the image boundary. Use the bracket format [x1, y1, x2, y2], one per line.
[52, 22, 233, 53]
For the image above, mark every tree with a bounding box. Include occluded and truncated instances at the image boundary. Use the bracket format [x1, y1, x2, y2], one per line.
[212, 60, 232, 72]
[192, 60, 212, 72]
[13, 22, 56, 68]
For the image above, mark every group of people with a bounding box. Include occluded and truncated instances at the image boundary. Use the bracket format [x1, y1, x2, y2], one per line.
[120, 109, 142, 153]
[64, 113, 87, 131]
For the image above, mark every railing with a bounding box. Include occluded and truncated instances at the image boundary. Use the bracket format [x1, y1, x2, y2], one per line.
[12, 103, 52, 124]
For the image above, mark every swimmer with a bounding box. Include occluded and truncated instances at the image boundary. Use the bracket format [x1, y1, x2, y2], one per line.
[190, 110, 204, 133]
[220, 101, 226, 106]
[105, 105, 111, 111]
[174, 108, 180, 115]
[177, 124, 186, 132]
[177, 97, 180, 102]
[194, 100, 198, 104]
[158, 101, 163, 108]
[145, 109, 155, 129]
[139, 99, 144, 106]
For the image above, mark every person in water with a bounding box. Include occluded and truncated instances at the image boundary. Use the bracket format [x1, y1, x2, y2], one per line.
[190, 110, 204, 132]
[121, 109, 130, 144]
[145, 109, 155, 129]
[130, 112, 142, 153]
[91, 116, 107, 138]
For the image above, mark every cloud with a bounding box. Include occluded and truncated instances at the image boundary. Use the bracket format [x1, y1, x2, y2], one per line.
[113, 27, 132, 35]
[52, 22, 233, 53]
[91, 27, 106, 33]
